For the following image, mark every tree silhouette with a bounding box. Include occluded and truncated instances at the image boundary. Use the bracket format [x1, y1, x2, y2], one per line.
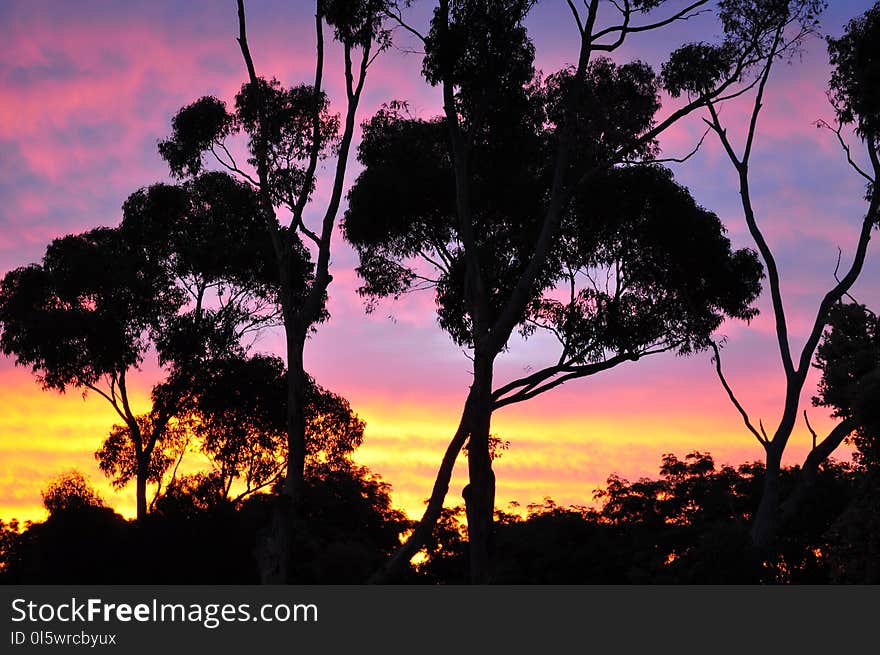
[186, 354, 366, 504]
[802, 301, 880, 581]
[346, 0, 783, 583]
[700, 0, 879, 553]
[0, 460, 407, 584]
[776, 303, 880, 521]
[1, 472, 130, 584]
[0, 173, 278, 520]
[0, 227, 179, 520]
[41, 471, 107, 515]
[157, 0, 388, 583]
[0, 518, 22, 578]
[408, 451, 861, 583]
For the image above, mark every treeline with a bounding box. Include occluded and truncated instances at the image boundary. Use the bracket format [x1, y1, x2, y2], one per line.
[0, 0, 879, 584]
[2, 448, 879, 583]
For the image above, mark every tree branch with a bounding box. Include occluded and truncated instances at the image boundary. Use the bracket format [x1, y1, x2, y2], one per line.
[710, 342, 768, 446]
[592, 1, 709, 51]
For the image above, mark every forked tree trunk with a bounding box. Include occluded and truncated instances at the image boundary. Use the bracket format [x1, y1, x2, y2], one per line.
[369, 401, 473, 583]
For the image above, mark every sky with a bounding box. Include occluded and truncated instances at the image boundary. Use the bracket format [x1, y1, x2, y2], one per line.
[1, 0, 878, 522]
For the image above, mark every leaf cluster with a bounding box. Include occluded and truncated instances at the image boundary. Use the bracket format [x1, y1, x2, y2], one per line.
[828, 1, 880, 139]
[814, 303, 880, 465]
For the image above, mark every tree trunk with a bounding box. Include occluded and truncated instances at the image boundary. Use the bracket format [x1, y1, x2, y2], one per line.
[750, 385, 803, 555]
[135, 454, 149, 522]
[257, 316, 308, 584]
[283, 327, 308, 498]
[369, 399, 473, 583]
[464, 352, 495, 584]
[751, 443, 782, 554]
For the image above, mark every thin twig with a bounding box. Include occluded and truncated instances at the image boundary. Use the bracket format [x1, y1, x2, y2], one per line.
[710, 341, 767, 446]
[803, 410, 818, 451]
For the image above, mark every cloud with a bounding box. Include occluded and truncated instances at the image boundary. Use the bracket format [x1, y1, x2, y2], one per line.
[0, 0, 874, 524]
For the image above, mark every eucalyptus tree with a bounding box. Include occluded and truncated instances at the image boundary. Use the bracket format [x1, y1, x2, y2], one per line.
[695, 1, 879, 552]
[776, 301, 880, 522]
[186, 354, 366, 505]
[344, 0, 808, 582]
[157, 0, 388, 582]
[0, 173, 277, 521]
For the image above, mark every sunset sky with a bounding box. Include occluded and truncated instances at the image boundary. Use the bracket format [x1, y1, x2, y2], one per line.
[1, 0, 878, 523]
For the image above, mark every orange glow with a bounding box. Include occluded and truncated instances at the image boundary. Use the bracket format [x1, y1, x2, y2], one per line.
[0, 362, 851, 525]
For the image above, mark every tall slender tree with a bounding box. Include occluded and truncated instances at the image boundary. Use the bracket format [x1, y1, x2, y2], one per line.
[157, 0, 389, 582]
[699, 1, 878, 552]
[346, 0, 801, 583]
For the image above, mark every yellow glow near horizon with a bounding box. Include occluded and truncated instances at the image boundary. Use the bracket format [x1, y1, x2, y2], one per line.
[0, 370, 846, 525]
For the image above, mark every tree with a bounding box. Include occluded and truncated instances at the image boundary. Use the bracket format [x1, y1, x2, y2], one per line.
[187, 354, 366, 504]
[346, 0, 786, 583]
[700, 0, 879, 552]
[0, 518, 23, 581]
[815, 303, 880, 463]
[0, 472, 130, 584]
[0, 226, 179, 520]
[0, 173, 278, 520]
[804, 301, 880, 582]
[157, 0, 389, 583]
[114, 351, 367, 514]
[41, 470, 108, 515]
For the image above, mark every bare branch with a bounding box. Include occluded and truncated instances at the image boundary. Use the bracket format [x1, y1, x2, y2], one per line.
[815, 119, 875, 184]
[780, 416, 858, 522]
[803, 410, 818, 450]
[291, 11, 326, 224]
[566, 0, 586, 36]
[710, 342, 767, 446]
[297, 216, 322, 247]
[706, 97, 797, 378]
[85, 381, 129, 424]
[624, 127, 710, 165]
[592, 1, 709, 51]
[494, 352, 664, 409]
[833, 247, 862, 305]
[418, 250, 449, 275]
[743, 27, 783, 165]
[383, 5, 427, 44]
[492, 346, 677, 410]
